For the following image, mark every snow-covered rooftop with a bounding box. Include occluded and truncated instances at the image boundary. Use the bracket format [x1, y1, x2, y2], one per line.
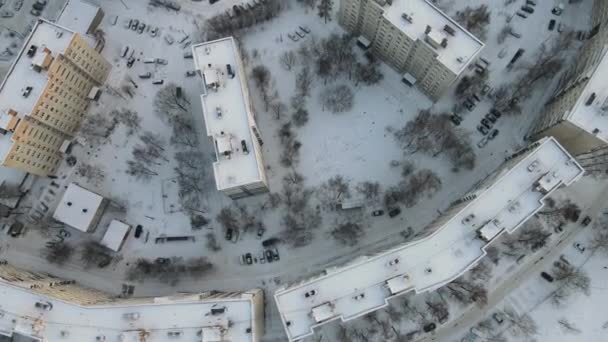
[100, 219, 131, 252]
[381, 0, 484, 74]
[0, 20, 75, 162]
[0, 279, 262, 342]
[53, 183, 105, 232]
[274, 137, 584, 341]
[56, 0, 102, 35]
[565, 46, 608, 143]
[191, 37, 265, 192]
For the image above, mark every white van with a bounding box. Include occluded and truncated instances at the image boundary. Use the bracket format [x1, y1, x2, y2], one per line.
[143, 58, 156, 64]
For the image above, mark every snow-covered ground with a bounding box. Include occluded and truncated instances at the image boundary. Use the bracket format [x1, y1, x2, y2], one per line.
[0, 0, 599, 340]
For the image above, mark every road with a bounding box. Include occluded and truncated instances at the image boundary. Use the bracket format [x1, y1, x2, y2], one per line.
[418, 179, 608, 342]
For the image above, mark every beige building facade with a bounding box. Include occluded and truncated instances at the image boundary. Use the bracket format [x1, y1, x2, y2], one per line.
[0, 19, 110, 177]
[339, 0, 484, 101]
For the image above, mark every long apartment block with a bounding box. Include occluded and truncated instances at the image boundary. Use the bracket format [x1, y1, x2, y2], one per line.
[192, 37, 269, 199]
[0, 263, 264, 341]
[274, 137, 584, 341]
[339, 0, 484, 101]
[0, 19, 111, 177]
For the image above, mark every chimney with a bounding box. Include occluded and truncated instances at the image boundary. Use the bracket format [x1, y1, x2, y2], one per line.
[425, 25, 432, 34]
[441, 38, 448, 48]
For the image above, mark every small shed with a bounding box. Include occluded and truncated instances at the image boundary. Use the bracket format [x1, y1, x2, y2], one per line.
[100, 220, 131, 252]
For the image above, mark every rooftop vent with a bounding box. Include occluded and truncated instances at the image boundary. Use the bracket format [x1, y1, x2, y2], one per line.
[527, 160, 540, 172]
[444, 25, 456, 36]
[401, 13, 413, 23]
[586, 92, 596, 106]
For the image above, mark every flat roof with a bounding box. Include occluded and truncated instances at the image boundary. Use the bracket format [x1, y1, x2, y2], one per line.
[100, 220, 130, 252]
[56, 0, 101, 35]
[0, 279, 260, 342]
[565, 46, 608, 143]
[53, 183, 105, 232]
[382, 0, 484, 74]
[274, 137, 584, 341]
[0, 20, 75, 161]
[191, 37, 265, 191]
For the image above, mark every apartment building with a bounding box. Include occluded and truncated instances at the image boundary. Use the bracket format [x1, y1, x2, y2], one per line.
[274, 137, 584, 341]
[0, 263, 265, 342]
[192, 37, 269, 199]
[0, 19, 110, 177]
[339, 0, 484, 101]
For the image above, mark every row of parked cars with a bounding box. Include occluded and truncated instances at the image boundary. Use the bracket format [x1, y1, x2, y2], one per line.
[240, 248, 280, 265]
[287, 26, 311, 42]
[123, 18, 160, 37]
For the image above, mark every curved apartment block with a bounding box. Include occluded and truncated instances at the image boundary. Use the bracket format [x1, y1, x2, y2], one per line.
[274, 137, 584, 341]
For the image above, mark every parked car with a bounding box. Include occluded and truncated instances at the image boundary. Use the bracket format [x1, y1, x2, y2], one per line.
[488, 129, 499, 140]
[35, 301, 53, 311]
[149, 26, 159, 37]
[485, 113, 497, 123]
[521, 5, 534, 14]
[256, 227, 265, 239]
[300, 25, 311, 34]
[58, 229, 71, 238]
[509, 30, 522, 38]
[185, 70, 196, 77]
[558, 23, 565, 33]
[273, 248, 280, 261]
[8, 222, 24, 237]
[516, 11, 527, 19]
[130, 19, 139, 30]
[540, 271, 554, 282]
[481, 85, 491, 95]
[573, 242, 586, 253]
[490, 108, 502, 118]
[183, 51, 193, 59]
[548, 19, 556, 31]
[156, 257, 170, 264]
[210, 0, 220, 4]
[126, 57, 135, 68]
[134, 225, 143, 238]
[552, 5, 564, 16]
[164, 34, 175, 45]
[30, 8, 40, 16]
[554, 223, 564, 233]
[526, 0, 536, 6]
[477, 137, 489, 148]
[581, 216, 592, 226]
[32, 2, 44, 11]
[139, 72, 152, 79]
[372, 210, 384, 217]
[156, 58, 168, 65]
[152, 79, 164, 85]
[493, 312, 504, 324]
[477, 125, 489, 135]
[14, 0, 24, 11]
[1, 10, 14, 18]
[262, 237, 279, 247]
[388, 208, 401, 218]
[295, 30, 305, 38]
[265, 250, 273, 263]
[450, 114, 462, 126]
[480, 118, 493, 130]
[464, 99, 476, 111]
[423, 323, 437, 333]
[225, 229, 233, 241]
[245, 253, 253, 265]
[259, 252, 266, 264]
[138, 22, 146, 34]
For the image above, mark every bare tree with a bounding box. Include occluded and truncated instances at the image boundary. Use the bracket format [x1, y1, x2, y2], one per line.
[270, 101, 288, 120]
[402, 169, 442, 207]
[354, 59, 384, 86]
[454, 5, 491, 41]
[278, 123, 303, 167]
[296, 66, 313, 97]
[126, 160, 158, 181]
[292, 107, 309, 127]
[356, 181, 381, 200]
[205, 233, 221, 252]
[79, 111, 117, 142]
[590, 230, 608, 256]
[425, 296, 450, 324]
[0, 183, 21, 199]
[319, 175, 352, 206]
[550, 263, 591, 306]
[497, 24, 513, 44]
[174, 150, 207, 208]
[280, 50, 297, 71]
[321, 84, 354, 113]
[330, 222, 364, 247]
[557, 318, 582, 334]
[140, 131, 166, 153]
[439, 278, 488, 307]
[503, 308, 538, 339]
[469, 260, 493, 282]
[251, 65, 273, 110]
[187, 257, 214, 278]
[216, 207, 239, 234]
[317, 0, 333, 23]
[44, 242, 74, 265]
[171, 114, 199, 149]
[111, 108, 141, 136]
[153, 83, 191, 120]
[80, 240, 112, 269]
[76, 163, 105, 186]
[501, 219, 551, 257]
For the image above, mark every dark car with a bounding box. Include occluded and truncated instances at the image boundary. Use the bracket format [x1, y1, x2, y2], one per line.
[126, 56, 135, 68]
[423, 323, 437, 333]
[98, 256, 112, 268]
[488, 129, 499, 140]
[245, 253, 253, 265]
[156, 257, 170, 264]
[372, 210, 385, 217]
[265, 250, 273, 263]
[521, 5, 534, 14]
[490, 108, 502, 118]
[388, 208, 401, 218]
[256, 226, 265, 239]
[134, 225, 143, 238]
[480, 118, 492, 129]
[210, 0, 220, 4]
[464, 99, 476, 111]
[477, 125, 489, 135]
[32, 2, 44, 11]
[581, 216, 592, 227]
[548, 19, 556, 31]
[225, 228, 233, 241]
[8, 222, 24, 237]
[485, 113, 497, 123]
[262, 237, 279, 247]
[540, 271, 554, 282]
[450, 114, 461, 126]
